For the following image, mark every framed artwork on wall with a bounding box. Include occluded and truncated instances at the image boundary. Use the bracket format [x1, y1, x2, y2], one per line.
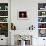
[17, 11, 29, 20]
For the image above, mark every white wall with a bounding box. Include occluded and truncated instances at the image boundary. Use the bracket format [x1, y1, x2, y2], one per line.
[0, 0, 46, 46]
[11, 0, 38, 30]
[11, 0, 46, 30]
[11, 0, 46, 46]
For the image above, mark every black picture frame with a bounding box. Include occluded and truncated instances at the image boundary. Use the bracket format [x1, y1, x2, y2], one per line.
[19, 11, 27, 18]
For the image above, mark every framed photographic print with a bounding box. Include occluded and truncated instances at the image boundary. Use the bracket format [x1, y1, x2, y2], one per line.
[18, 11, 28, 20]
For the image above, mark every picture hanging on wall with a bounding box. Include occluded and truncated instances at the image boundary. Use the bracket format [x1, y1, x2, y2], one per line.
[17, 11, 28, 20]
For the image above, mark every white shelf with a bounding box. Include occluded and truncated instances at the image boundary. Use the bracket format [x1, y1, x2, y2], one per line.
[38, 22, 46, 23]
[0, 22, 8, 23]
[0, 16, 8, 17]
[38, 16, 46, 17]
[0, 10, 8, 11]
[38, 28, 46, 29]
[38, 10, 46, 11]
